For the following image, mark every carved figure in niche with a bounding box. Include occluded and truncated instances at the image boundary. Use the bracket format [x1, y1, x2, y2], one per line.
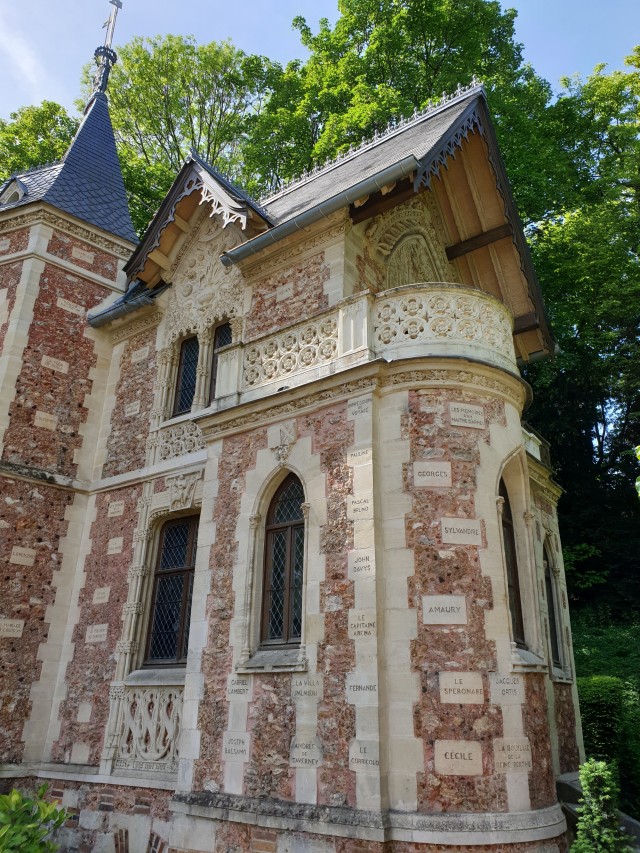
[166, 217, 244, 342]
[387, 234, 439, 288]
[365, 194, 453, 291]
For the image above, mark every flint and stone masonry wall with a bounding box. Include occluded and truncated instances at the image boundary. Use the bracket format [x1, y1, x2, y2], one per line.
[0, 194, 581, 853]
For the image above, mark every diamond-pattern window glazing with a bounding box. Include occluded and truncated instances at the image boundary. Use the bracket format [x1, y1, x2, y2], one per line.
[146, 516, 198, 665]
[174, 335, 199, 415]
[262, 474, 305, 647]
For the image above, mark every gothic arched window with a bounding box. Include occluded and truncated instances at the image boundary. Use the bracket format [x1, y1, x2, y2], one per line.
[209, 321, 232, 403]
[500, 480, 526, 648]
[261, 474, 305, 647]
[145, 515, 198, 665]
[173, 335, 199, 416]
[544, 546, 562, 667]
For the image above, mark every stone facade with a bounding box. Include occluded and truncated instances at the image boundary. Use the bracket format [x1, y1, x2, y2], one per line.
[0, 85, 583, 852]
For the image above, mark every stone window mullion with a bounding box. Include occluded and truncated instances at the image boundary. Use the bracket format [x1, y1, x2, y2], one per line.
[192, 328, 213, 411]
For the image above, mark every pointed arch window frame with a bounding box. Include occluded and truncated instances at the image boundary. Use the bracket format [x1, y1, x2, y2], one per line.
[260, 473, 306, 648]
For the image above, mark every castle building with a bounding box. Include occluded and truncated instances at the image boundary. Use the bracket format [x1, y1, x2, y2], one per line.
[0, 26, 582, 853]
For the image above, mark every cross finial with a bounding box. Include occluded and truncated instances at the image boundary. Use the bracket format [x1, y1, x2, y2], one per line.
[92, 0, 123, 96]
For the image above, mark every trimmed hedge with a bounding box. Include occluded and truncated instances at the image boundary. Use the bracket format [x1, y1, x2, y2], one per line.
[577, 676, 640, 818]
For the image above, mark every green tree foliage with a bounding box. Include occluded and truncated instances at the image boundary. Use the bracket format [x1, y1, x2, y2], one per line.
[0, 784, 67, 852]
[0, 102, 77, 181]
[524, 55, 640, 608]
[573, 759, 632, 852]
[97, 35, 279, 231]
[242, 0, 557, 197]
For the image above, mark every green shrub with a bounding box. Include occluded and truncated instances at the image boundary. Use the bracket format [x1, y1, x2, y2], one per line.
[573, 759, 632, 852]
[619, 681, 640, 818]
[577, 676, 625, 763]
[0, 784, 67, 852]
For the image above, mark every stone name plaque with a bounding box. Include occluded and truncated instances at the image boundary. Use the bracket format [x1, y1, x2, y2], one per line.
[227, 674, 251, 699]
[71, 246, 95, 264]
[493, 738, 532, 773]
[439, 672, 485, 704]
[450, 402, 485, 429]
[489, 673, 525, 705]
[41, 354, 69, 374]
[276, 281, 294, 302]
[292, 675, 323, 700]
[441, 518, 482, 546]
[290, 736, 323, 768]
[423, 595, 467, 625]
[130, 345, 150, 364]
[434, 740, 483, 776]
[414, 461, 452, 488]
[347, 396, 371, 419]
[223, 732, 250, 762]
[0, 619, 24, 638]
[347, 493, 374, 521]
[85, 624, 108, 644]
[347, 447, 372, 466]
[346, 673, 378, 705]
[57, 297, 85, 316]
[10, 546, 36, 566]
[348, 549, 375, 579]
[348, 610, 377, 640]
[34, 411, 58, 431]
[124, 401, 141, 417]
[107, 537, 123, 555]
[349, 739, 380, 771]
[108, 500, 125, 518]
[92, 587, 111, 605]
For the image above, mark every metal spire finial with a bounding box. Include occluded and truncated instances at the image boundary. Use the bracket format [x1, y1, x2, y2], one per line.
[92, 0, 122, 96]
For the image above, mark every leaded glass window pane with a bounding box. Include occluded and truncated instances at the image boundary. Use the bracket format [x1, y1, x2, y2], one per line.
[262, 475, 305, 647]
[500, 481, 526, 648]
[545, 551, 561, 667]
[146, 516, 198, 665]
[174, 336, 199, 415]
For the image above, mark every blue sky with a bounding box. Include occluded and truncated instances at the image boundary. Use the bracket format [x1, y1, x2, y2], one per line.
[0, 0, 638, 119]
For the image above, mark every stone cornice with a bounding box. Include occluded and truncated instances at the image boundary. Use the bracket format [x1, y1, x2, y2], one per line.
[238, 211, 351, 281]
[0, 204, 134, 259]
[195, 356, 527, 441]
[0, 249, 124, 292]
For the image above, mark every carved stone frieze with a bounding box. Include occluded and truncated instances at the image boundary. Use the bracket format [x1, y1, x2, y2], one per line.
[0, 208, 133, 258]
[373, 286, 515, 368]
[242, 219, 352, 280]
[167, 471, 201, 511]
[366, 194, 453, 289]
[111, 310, 162, 344]
[156, 420, 205, 461]
[166, 216, 245, 342]
[243, 317, 338, 388]
[114, 686, 182, 774]
[202, 377, 377, 438]
[272, 422, 297, 467]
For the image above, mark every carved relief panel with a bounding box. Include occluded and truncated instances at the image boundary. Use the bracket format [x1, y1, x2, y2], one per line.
[365, 193, 454, 291]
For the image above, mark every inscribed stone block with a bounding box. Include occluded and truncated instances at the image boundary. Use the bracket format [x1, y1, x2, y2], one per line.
[493, 738, 532, 773]
[422, 595, 467, 625]
[450, 402, 485, 429]
[441, 517, 482, 546]
[10, 546, 36, 566]
[414, 461, 452, 488]
[439, 672, 485, 704]
[434, 740, 482, 776]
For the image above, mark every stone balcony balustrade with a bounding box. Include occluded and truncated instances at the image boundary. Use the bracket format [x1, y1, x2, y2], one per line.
[218, 282, 517, 402]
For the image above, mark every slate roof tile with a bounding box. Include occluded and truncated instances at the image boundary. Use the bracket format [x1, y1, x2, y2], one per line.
[0, 93, 136, 244]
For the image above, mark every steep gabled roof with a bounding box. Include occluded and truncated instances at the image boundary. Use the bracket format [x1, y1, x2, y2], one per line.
[123, 150, 271, 283]
[0, 93, 136, 244]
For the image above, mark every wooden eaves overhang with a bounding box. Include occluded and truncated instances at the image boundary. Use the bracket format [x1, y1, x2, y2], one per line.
[123, 150, 272, 289]
[220, 87, 554, 363]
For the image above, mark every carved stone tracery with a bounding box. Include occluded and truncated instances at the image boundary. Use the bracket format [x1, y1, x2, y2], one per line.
[166, 217, 244, 343]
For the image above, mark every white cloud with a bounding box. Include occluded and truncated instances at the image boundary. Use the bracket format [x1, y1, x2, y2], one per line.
[0, 4, 52, 109]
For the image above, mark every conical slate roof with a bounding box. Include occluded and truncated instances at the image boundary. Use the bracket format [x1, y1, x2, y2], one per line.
[0, 93, 136, 244]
